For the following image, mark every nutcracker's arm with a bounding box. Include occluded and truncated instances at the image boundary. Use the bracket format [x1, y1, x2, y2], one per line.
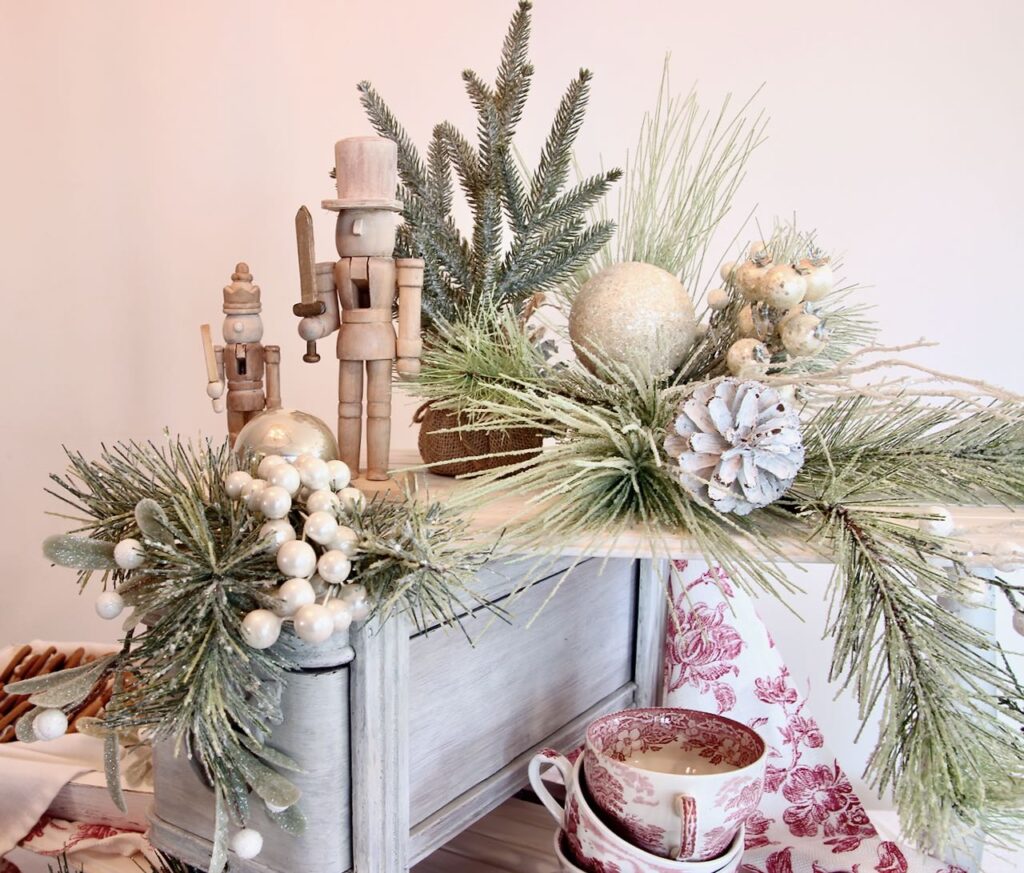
[297, 262, 341, 344]
[395, 258, 424, 378]
[200, 323, 226, 413]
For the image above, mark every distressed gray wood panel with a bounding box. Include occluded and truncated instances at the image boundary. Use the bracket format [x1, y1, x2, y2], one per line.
[407, 558, 637, 826]
[149, 632, 353, 873]
[633, 558, 670, 708]
[408, 683, 636, 863]
[350, 613, 410, 873]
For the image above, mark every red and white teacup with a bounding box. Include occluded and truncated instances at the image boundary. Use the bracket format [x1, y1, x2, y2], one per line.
[583, 708, 766, 861]
[529, 749, 746, 873]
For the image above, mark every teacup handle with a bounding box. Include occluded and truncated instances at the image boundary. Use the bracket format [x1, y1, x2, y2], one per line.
[675, 794, 698, 860]
[528, 748, 573, 826]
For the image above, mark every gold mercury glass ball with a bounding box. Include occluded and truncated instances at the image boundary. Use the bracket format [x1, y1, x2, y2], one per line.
[569, 262, 696, 375]
[234, 408, 339, 463]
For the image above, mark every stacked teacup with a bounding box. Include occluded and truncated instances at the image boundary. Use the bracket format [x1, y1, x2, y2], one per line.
[530, 708, 766, 873]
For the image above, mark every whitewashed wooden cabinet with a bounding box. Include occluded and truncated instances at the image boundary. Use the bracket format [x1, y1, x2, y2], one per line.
[148, 555, 669, 872]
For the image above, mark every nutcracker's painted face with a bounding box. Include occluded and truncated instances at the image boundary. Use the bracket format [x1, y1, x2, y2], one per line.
[222, 313, 263, 344]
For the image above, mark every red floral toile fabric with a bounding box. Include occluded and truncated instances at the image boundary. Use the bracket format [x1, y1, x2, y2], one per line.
[663, 560, 929, 873]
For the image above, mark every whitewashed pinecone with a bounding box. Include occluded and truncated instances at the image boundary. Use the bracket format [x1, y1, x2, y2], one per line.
[664, 379, 804, 515]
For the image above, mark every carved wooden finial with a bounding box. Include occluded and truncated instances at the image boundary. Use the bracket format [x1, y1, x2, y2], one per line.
[232, 262, 253, 282]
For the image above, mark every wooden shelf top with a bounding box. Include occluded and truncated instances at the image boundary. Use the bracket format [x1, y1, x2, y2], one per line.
[359, 451, 1024, 564]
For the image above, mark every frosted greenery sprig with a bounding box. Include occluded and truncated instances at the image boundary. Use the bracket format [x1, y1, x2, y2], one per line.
[582, 57, 766, 297]
[358, 0, 620, 328]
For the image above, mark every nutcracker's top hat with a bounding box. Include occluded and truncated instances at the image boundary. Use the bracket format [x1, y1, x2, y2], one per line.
[222, 263, 262, 314]
[322, 136, 403, 213]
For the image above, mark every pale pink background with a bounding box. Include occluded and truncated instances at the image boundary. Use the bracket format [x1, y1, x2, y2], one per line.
[1, 0, 1022, 858]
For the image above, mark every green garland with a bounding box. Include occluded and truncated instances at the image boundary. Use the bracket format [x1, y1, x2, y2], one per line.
[12, 438, 490, 872]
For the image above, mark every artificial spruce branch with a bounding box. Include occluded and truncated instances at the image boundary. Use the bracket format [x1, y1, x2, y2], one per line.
[358, 0, 619, 329]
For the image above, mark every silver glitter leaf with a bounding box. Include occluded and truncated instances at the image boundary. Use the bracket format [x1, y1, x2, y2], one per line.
[5, 654, 115, 697]
[104, 731, 128, 813]
[267, 802, 307, 835]
[134, 498, 176, 545]
[15, 708, 41, 743]
[234, 748, 302, 809]
[240, 734, 304, 773]
[42, 534, 117, 570]
[210, 793, 229, 873]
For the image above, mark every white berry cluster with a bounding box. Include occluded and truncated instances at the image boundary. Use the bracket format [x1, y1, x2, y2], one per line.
[708, 242, 834, 380]
[222, 453, 372, 649]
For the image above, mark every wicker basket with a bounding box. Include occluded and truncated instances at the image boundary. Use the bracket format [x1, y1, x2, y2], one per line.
[414, 404, 543, 477]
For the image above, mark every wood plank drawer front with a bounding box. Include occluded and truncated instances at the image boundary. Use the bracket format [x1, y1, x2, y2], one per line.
[408, 558, 638, 825]
[150, 664, 353, 873]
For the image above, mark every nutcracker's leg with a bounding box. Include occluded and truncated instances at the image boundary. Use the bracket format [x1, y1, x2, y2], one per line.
[365, 359, 393, 481]
[227, 410, 247, 447]
[339, 360, 364, 477]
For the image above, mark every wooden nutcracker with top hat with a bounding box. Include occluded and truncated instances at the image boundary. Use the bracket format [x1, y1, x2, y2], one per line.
[293, 136, 423, 481]
[201, 262, 282, 445]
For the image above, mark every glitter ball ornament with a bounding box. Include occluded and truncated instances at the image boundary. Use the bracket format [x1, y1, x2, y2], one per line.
[276, 577, 317, 616]
[113, 538, 145, 570]
[306, 488, 340, 514]
[338, 487, 365, 513]
[726, 338, 770, 379]
[305, 511, 339, 545]
[233, 408, 338, 465]
[259, 485, 292, 520]
[95, 591, 125, 620]
[664, 379, 805, 515]
[276, 540, 317, 578]
[224, 471, 253, 499]
[327, 459, 351, 491]
[568, 262, 696, 375]
[317, 550, 352, 584]
[241, 609, 282, 649]
[259, 519, 296, 553]
[34, 708, 69, 741]
[230, 828, 264, 860]
[735, 259, 770, 301]
[293, 603, 335, 644]
[719, 261, 737, 282]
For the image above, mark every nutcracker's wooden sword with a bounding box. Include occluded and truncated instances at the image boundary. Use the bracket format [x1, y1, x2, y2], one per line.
[293, 205, 324, 363]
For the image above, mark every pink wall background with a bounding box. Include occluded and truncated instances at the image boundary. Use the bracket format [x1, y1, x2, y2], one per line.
[2, 0, 1022, 824]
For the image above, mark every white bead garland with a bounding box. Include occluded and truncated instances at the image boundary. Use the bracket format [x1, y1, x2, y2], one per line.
[257, 454, 286, 479]
[329, 525, 359, 557]
[304, 511, 339, 545]
[224, 471, 253, 499]
[276, 577, 316, 616]
[299, 457, 331, 492]
[34, 708, 69, 741]
[326, 597, 354, 632]
[95, 591, 125, 620]
[113, 538, 145, 570]
[266, 463, 301, 497]
[306, 488, 340, 514]
[327, 459, 351, 491]
[276, 540, 317, 578]
[259, 485, 292, 520]
[293, 603, 334, 644]
[241, 609, 282, 649]
[242, 479, 269, 510]
[317, 550, 352, 584]
[337, 487, 365, 513]
[341, 583, 371, 621]
[259, 519, 296, 553]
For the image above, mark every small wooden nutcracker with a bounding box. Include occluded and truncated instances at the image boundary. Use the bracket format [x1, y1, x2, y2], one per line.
[201, 263, 282, 444]
[294, 136, 423, 481]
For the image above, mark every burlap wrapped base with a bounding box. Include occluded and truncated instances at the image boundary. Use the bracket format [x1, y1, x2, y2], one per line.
[414, 404, 543, 477]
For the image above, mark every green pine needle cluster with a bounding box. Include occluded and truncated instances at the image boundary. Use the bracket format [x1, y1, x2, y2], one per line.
[416, 305, 549, 418]
[358, 0, 620, 329]
[780, 396, 1024, 848]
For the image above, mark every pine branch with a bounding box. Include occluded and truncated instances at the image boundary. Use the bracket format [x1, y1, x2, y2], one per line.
[356, 81, 428, 196]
